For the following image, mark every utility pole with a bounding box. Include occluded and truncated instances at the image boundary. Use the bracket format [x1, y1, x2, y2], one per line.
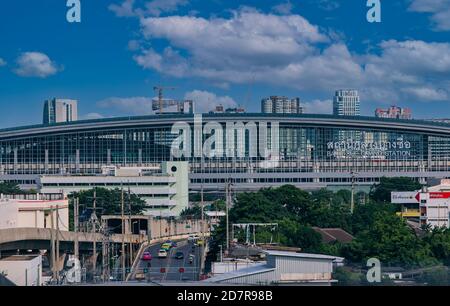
[74, 198, 79, 261]
[92, 188, 97, 278]
[128, 184, 133, 269]
[350, 171, 356, 214]
[50, 205, 56, 282]
[55, 205, 60, 283]
[225, 181, 231, 252]
[121, 186, 126, 281]
[101, 224, 110, 283]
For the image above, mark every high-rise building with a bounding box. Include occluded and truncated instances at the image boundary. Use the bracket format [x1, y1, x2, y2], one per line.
[261, 96, 303, 114]
[375, 106, 412, 120]
[210, 105, 246, 114]
[333, 90, 360, 116]
[43, 98, 78, 124]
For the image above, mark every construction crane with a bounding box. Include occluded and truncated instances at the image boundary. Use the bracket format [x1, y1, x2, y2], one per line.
[153, 86, 176, 114]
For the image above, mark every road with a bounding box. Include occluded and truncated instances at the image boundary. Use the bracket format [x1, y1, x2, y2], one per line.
[134, 239, 203, 283]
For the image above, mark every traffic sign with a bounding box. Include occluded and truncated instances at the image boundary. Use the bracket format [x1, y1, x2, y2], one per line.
[179, 267, 185, 273]
[160, 268, 166, 273]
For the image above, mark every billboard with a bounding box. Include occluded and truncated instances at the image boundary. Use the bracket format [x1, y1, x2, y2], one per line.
[391, 191, 419, 204]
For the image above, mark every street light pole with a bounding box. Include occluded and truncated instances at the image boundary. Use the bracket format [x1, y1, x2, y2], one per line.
[127, 184, 133, 269]
[74, 198, 79, 261]
[92, 188, 97, 278]
[351, 171, 356, 214]
[225, 181, 231, 252]
[121, 186, 126, 281]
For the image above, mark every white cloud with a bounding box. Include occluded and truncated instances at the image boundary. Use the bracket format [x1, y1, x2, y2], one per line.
[14, 52, 60, 78]
[143, 0, 189, 17]
[108, 0, 136, 17]
[302, 99, 333, 114]
[317, 0, 340, 11]
[134, 47, 189, 77]
[184, 90, 237, 113]
[123, 8, 450, 105]
[96, 91, 236, 115]
[136, 9, 329, 83]
[401, 87, 448, 101]
[409, 0, 450, 31]
[82, 112, 105, 120]
[109, 0, 188, 17]
[272, 1, 294, 15]
[97, 97, 154, 115]
[127, 40, 141, 51]
[0, 58, 6, 67]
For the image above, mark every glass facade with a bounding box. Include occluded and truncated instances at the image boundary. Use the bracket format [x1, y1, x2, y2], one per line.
[1, 114, 450, 188]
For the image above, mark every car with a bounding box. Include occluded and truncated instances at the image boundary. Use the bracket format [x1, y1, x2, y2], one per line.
[188, 234, 200, 242]
[142, 252, 152, 261]
[175, 251, 184, 259]
[161, 243, 172, 251]
[165, 240, 177, 248]
[158, 249, 168, 258]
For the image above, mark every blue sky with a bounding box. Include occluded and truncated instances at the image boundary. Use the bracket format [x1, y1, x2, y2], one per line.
[0, 0, 449, 128]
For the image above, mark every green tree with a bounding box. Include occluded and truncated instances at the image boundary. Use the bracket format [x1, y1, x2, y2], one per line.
[278, 218, 322, 252]
[370, 177, 421, 203]
[0, 182, 33, 194]
[180, 205, 203, 219]
[343, 210, 437, 267]
[351, 202, 396, 234]
[230, 191, 288, 223]
[417, 267, 450, 286]
[333, 267, 365, 286]
[207, 199, 226, 211]
[422, 228, 450, 266]
[70, 188, 146, 216]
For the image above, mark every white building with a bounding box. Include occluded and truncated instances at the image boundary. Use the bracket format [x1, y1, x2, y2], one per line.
[204, 251, 344, 286]
[261, 96, 303, 114]
[391, 180, 450, 228]
[211, 259, 261, 276]
[333, 89, 360, 116]
[204, 211, 226, 229]
[0, 194, 68, 230]
[0, 255, 43, 286]
[43, 98, 78, 124]
[38, 161, 189, 217]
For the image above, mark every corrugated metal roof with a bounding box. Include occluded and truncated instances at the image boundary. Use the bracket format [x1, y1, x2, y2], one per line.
[204, 263, 275, 282]
[205, 251, 344, 283]
[264, 250, 344, 261]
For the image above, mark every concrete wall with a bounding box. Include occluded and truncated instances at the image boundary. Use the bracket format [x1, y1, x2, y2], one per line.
[161, 161, 189, 215]
[0, 199, 69, 230]
[0, 201, 18, 229]
[0, 255, 42, 286]
[149, 218, 206, 238]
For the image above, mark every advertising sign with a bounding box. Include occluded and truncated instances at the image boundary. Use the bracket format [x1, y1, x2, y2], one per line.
[391, 191, 419, 204]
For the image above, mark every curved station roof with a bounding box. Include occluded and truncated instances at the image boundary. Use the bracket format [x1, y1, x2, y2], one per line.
[0, 113, 450, 140]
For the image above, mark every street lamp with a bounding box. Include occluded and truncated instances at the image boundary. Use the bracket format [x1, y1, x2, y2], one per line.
[350, 171, 358, 214]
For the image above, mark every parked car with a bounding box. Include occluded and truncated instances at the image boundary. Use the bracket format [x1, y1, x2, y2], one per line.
[142, 251, 152, 261]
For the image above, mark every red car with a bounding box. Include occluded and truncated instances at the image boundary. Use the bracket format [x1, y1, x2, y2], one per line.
[142, 252, 152, 261]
